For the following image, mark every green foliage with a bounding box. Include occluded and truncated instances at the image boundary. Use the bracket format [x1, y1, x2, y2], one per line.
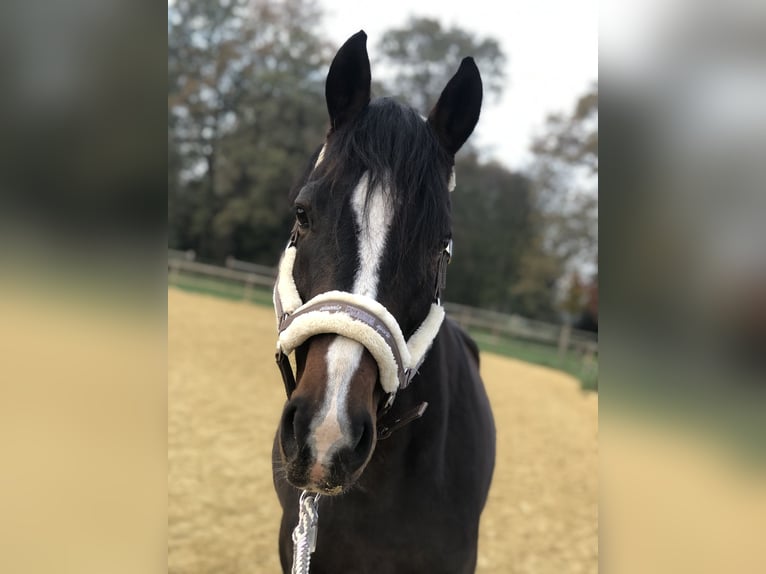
[560, 271, 588, 317]
[168, 0, 331, 264]
[448, 155, 539, 314]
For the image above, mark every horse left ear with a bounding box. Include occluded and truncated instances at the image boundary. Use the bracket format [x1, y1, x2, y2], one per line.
[427, 57, 483, 155]
[326, 30, 371, 131]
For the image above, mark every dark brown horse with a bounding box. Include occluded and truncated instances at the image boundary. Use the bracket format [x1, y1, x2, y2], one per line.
[272, 31, 495, 573]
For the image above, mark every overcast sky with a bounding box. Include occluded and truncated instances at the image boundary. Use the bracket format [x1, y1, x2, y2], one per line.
[322, 0, 598, 170]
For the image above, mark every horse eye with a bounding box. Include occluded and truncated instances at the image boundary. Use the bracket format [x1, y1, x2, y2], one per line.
[295, 206, 309, 229]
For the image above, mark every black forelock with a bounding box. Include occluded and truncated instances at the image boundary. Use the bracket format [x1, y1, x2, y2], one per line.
[311, 98, 453, 275]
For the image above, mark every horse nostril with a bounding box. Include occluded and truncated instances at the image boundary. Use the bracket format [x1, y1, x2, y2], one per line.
[352, 414, 374, 460]
[279, 402, 299, 457]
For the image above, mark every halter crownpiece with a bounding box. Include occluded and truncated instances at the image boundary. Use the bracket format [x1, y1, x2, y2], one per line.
[273, 236, 451, 418]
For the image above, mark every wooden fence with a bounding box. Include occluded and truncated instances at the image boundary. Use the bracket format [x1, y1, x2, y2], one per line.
[168, 251, 598, 359]
[168, 250, 275, 302]
[444, 302, 598, 356]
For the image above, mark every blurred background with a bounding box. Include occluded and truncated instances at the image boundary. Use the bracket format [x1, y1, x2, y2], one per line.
[600, 2, 766, 571]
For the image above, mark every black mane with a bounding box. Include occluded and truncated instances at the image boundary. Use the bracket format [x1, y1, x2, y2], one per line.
[309, 98, 453, 276]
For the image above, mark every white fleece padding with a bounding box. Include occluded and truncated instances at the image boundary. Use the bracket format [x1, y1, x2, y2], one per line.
[274, 246, 302, 320]
[279, 311, 403, 393]
[282, 290, 410, 358]
[405, 304, 445, 369]
[314, 290, 405, 336]
[274, 247, 446, 392]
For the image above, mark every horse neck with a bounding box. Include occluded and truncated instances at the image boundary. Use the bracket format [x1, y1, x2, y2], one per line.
[366, 325, 452, 466]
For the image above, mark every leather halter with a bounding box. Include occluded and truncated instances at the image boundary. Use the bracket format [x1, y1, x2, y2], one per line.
[274, 234, 452, 440]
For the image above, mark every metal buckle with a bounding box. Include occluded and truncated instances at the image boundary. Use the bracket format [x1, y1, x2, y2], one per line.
[377, 401, 429, 440]
[401, 367, 413, 388]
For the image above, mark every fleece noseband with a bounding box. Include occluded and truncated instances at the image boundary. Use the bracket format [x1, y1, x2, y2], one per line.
[273, 236, 451, 435]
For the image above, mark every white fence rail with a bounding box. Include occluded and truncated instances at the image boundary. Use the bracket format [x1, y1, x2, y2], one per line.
[444, 302, 598, 355]
[168, 248, 196, 261]
[168, 251, 598, 357]
[225, 256, 277, 277]
[168, 254, 275, 302]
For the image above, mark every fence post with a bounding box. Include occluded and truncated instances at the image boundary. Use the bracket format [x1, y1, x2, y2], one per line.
[461, 307, 471, 329]
[243, 274, 254, 302]
[557, 323, 572, 364]
[491, 327, 501, 346]
[169, 260, 180, 285]
[581, 343, 595, 375]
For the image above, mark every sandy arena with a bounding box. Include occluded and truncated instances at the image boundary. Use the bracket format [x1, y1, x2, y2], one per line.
[169, 288, 597, 573]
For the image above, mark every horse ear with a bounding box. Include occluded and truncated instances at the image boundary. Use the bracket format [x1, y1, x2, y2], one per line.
[427, 57, 483, 155]
[326, 30, 371, 131]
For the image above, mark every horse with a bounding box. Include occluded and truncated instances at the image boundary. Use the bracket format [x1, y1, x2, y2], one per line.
[271, 30, 495, 573]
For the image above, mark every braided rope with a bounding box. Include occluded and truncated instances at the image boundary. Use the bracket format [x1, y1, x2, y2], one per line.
[291, 491, 321, 574]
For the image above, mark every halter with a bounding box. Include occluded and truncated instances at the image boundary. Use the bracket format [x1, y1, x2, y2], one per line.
[273, 233, 452, 438]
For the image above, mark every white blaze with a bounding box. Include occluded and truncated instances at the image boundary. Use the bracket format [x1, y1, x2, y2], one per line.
[314, 144, 327, 168]
[349, 174, 392, 299]
[310, 173, 394, 467]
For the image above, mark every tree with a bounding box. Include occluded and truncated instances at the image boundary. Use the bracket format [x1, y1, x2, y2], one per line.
[560, 271, 587, 318]
[521, 84, 598, 316]
[376, 17, 506, 114]
[447, 156, 537, 313]
[168, 0, 331, 263]
[532, 87, 598, 176]
[509, 227, 563, 320]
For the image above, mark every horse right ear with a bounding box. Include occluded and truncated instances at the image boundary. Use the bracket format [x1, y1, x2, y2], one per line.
[427, 57, 483, 155]
[326, 30, 371, 131]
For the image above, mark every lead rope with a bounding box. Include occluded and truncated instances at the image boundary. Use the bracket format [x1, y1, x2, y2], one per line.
[291, 491, 321, 574]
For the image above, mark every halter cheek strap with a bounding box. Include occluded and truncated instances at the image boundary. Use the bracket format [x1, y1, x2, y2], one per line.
[273, 239, 451, 436]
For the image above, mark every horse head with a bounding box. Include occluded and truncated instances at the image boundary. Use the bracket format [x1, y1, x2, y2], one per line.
[274, 30, 482, 495]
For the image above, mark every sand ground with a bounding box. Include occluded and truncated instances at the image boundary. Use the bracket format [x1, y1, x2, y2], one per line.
[168, 288, 597, 573]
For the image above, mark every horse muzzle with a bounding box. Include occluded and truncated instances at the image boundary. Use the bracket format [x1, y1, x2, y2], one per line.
[277, 336, 379, 494]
